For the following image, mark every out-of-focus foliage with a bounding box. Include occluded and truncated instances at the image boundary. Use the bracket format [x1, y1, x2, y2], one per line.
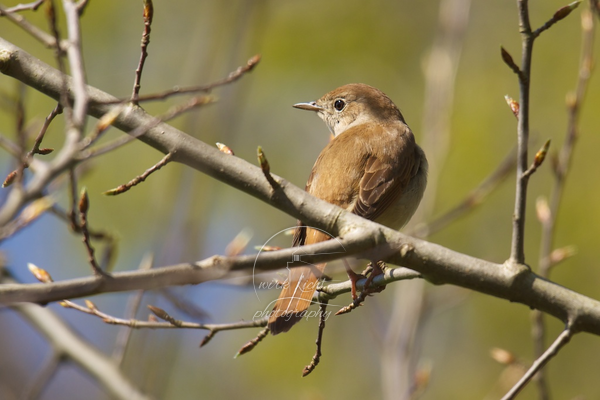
[0, 0, 599, 399]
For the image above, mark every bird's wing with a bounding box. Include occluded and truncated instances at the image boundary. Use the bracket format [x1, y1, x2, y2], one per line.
[352, 130, 420, 221]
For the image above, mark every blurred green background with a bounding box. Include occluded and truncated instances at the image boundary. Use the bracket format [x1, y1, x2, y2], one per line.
[1, 0, 599, 399]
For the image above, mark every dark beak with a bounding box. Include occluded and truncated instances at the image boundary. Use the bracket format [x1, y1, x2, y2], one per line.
[293, 101, 323, 112]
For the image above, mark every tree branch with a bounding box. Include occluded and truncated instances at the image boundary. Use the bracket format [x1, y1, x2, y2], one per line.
[12, 302, 152, 400]
[1, 38, 600, 344]
[510, 0, 534, 265]
[531, 5, 594, 398]
[502, 327, 574, 400]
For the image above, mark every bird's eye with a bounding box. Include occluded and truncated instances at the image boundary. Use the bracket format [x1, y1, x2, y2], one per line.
[334, 99, 345, 111]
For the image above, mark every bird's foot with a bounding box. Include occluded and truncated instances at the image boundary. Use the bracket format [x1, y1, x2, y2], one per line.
[362, 261, 386, 294]
[343, 259, 365, 301]
[335, 261, 386, 316]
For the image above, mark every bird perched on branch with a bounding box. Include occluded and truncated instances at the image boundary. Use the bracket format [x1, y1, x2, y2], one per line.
[269, 83, 428, 335]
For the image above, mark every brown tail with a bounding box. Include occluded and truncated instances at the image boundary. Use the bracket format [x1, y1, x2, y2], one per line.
[268, 263, 326, 334]
[268, 228, 329, 335]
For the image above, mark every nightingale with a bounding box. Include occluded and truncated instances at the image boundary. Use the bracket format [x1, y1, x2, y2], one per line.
[268, 83, 428, 335]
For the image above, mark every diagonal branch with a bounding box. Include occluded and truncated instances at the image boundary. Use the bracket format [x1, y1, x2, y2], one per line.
[2, 38, 600, 346]
[12, 302, 152, 400]
[502, 327, 574, 400]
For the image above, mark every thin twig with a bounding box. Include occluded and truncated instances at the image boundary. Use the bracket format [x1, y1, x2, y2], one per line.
[0, 197, 54, 242]
[533, 1, 582, 38]
[3, 103, 62, 188]
[61, 297, 268, 332]
[0, 134, 21, 157]
[334, 286, 369, 316]
[234, 327, 270, 356]
[49, 204, 114, 241]
[501, 327, 574, 400]
[14, 84, 27, 187]
[62, 0, 88, 132]
[46, 0, 69, 117]
[160, 288, 210, 320]
[77, 189, 106, 276]
[28, 103, 61, 158]
[75, 0, 90, 15]
[302, 301, 328, 377]
[67, 168, 78, 229]
[83, 104, 126, 147]
[84, 95, 214, 159]
[320, 264, 421, 305]
[510, 0, 582, 266]
[0, 0, 45, 13]
[131, 0, 153, 104]
[509, 0, 534, 266]
[112, 253, 154, 364]
[103, 54, 261, 104]
[0, 4, 66, 50]
[531, 6, 594, 399]
[103, 153, 172, 196]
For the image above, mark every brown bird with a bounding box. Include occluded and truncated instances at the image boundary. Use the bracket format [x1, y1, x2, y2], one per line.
[268, 83, 428, 335]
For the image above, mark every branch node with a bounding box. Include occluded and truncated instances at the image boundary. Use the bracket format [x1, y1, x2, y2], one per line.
[503, 259, 531, 283]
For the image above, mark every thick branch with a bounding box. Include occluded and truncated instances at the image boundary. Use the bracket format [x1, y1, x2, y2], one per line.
[2, 226, 600, 337]
[1, 38, 600, 340]
[12, 303, 151, 400]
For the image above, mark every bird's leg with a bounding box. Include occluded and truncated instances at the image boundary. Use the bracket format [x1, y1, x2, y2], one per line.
[343, 259, 366, 301]
[335, 261, 386, 316]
